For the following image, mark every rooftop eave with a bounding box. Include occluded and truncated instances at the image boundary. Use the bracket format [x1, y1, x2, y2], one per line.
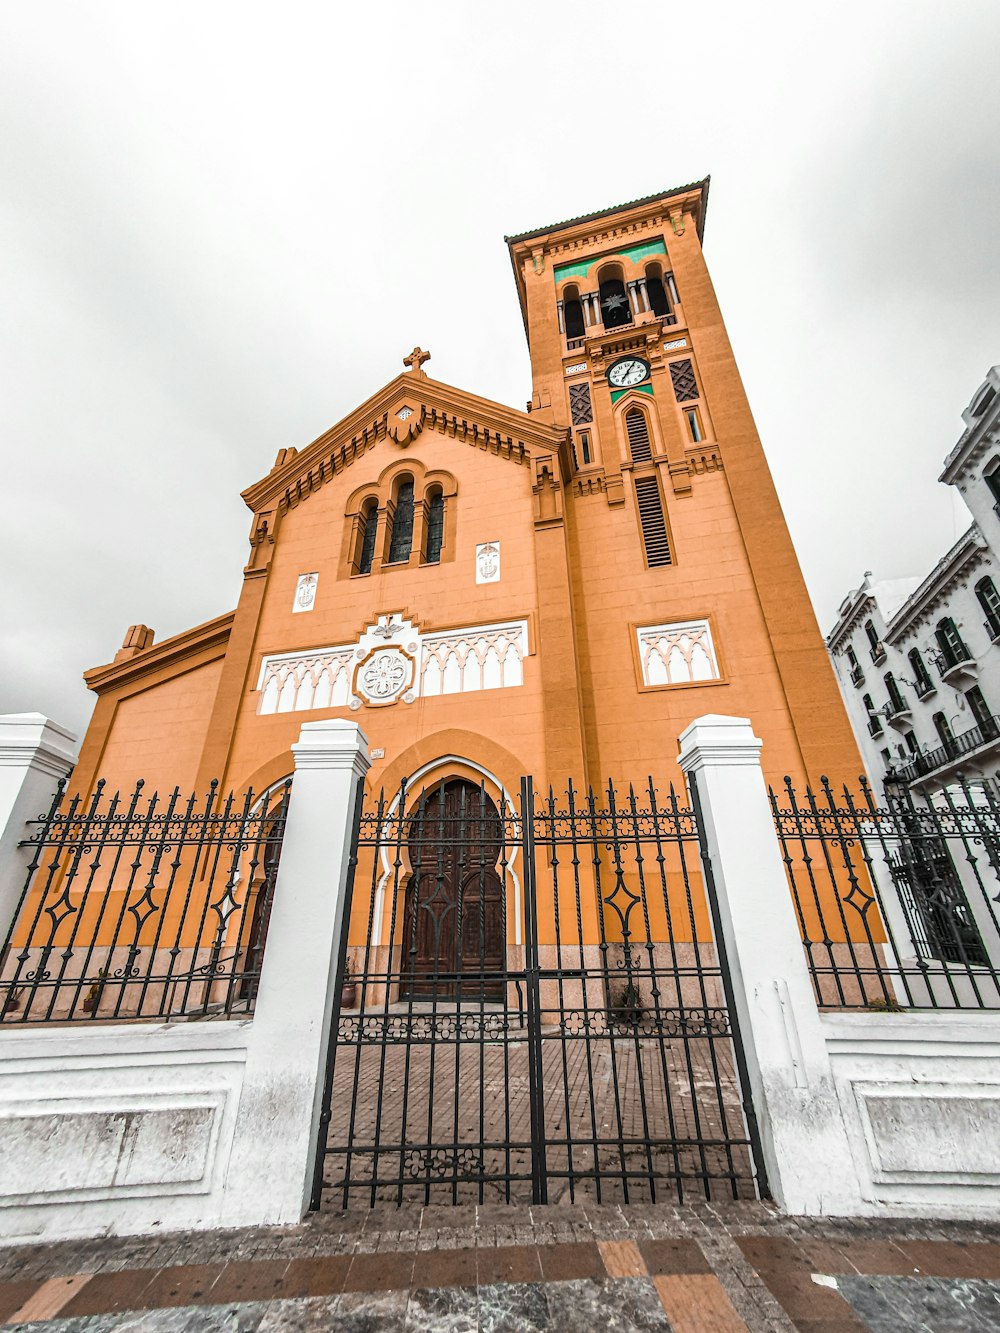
[826, 587, 877, 649]
[84, 611, 235, 695]
[885, 525, 988, 641]
[241, 372, 569, 514]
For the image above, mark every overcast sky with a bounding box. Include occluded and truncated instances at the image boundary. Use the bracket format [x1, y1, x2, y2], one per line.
[2, 1, 998, 742]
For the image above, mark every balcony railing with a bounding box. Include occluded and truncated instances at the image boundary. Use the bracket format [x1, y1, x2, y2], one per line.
[849, 664, 865, 687]
[933, 642, 975, 681]
[985, 612, 1000, 641]
[884, 694, 910, 722]
[869, 641, 886, 664]
[867, 715, 884, 737]
[913, 675, 936, 700]
[893, 714, 1000, 782]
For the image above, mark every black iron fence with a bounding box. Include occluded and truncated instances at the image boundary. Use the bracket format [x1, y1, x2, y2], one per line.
[315, 774, 764, 1210]
[0, 778, 290, 1024]
[771, 776, 1000, 1010]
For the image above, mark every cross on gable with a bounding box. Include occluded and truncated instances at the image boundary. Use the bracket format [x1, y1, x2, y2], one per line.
[403, 346, 431, 375]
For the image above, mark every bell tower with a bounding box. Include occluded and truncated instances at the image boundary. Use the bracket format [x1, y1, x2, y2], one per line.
[506, 180, 864, 786]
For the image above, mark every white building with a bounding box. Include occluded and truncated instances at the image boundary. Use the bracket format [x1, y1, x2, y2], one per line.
[828, 366, 1000, 796]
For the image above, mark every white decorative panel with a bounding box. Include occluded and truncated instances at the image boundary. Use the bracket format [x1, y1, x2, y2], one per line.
[292, 573, 318, 614]
[636, 619, 719, 687]
[421, 622, 527, 696]
[257, 645, 356, 715]
[476, 541, 500, 584]
[257, 615, 528, 714]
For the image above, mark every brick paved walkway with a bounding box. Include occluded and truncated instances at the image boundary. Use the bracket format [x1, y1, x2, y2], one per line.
[325, 1022, 754, 1208]
[3, 1203, 1000, 1330]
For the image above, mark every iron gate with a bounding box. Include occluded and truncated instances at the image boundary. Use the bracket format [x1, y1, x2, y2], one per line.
[313, 774, 765, 1208]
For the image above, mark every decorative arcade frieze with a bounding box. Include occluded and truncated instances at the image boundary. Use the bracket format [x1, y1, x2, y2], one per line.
[256, 614, 529, 714]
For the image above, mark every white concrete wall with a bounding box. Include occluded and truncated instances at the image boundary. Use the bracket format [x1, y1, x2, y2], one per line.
[680, 712, 1000, 1221]
[0, 1022, 249, 1243]
[0, 715, 369, 1245]
[824, 1011, 1000, 1219]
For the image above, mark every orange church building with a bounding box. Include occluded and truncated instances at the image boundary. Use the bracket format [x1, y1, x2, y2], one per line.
[71, 178, 861, 818]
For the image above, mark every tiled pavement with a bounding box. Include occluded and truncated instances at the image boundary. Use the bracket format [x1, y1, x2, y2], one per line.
[2, 1203, 1000, 1331]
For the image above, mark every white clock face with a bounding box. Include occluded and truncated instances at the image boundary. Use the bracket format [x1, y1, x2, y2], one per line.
[608, 358, 649, 388]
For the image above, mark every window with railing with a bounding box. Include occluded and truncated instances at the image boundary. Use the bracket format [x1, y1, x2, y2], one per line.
[864, 693, 883, 736]
[935, 617, 972, 670]
[908, 647, 935, 698]
[864, 619, 885, 663]
[976, 576, 1000, 639]
[884, 672, 907, 717]
[847, 645, 864, 686]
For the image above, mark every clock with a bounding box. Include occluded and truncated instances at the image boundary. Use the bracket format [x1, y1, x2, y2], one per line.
[607, 356, 651, 389]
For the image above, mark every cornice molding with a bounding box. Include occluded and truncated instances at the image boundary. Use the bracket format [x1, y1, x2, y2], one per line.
[84, 611, 235, 696]
[826, 588, 878, 651]
[886, 527, 988, 642]
[241, 373, 569, 517]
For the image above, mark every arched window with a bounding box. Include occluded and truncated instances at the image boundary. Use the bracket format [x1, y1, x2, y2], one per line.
[357, 500, 379, 575]
[387, 478, 415, 564]
[624, 407, 653, 462]
[598, 265, 631, 329]
[563, 284, 585, 340]
[424, 487, 445, 564]
[644, 262, 672, 319]
[976, 576, 1000, 636]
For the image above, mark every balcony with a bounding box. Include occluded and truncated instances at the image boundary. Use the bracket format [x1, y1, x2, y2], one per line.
[893, 714, 1000, 784]
[849, 663, 865, 687]
[884, 697, 912, 728]
[869, 641, 887, 665]
[933, 643, 976, 686]
[985, 612, 1000, 642]
[867, 715, 884, 738]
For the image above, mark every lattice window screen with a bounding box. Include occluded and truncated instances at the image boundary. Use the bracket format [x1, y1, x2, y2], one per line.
[669, 359, 699, 402]
[569, 383, 593, 425]
[634, 476, 672, 566]
[625, 408, 653, 461]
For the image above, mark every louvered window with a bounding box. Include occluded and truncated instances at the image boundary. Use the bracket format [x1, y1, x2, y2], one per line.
[625, 408, 652, 462]
[634, 476, 672, 567]
[358, 504, 378, 575]
[425, 491, 444, 564]
[387, 480, 415, 564]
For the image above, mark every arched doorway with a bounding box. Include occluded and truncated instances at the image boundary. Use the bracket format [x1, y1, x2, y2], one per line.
[401, 778, 505, 999]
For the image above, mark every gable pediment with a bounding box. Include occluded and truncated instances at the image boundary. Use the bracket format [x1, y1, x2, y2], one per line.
[241, 371, 569, 516]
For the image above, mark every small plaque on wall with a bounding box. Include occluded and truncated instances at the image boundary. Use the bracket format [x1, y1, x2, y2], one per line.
[476, 542, 500, 584]
[292, 573, 318, 613]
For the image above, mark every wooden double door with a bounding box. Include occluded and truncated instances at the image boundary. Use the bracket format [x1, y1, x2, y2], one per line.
[401, 779, 505, 1000]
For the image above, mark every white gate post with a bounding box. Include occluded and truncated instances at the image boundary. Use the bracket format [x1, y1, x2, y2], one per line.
[220, 717, 370, 1228]
[678, 714, 858, 1215]
[0, 714, 77, 941]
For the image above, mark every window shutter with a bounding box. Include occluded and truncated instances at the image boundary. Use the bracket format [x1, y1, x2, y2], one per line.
[634, 476, 672, 566]
[625, 408, 652, 461]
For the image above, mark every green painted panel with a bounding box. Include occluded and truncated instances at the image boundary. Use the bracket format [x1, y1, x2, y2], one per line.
[611, 383, 654, 404]
[554, 237, 667, 285]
